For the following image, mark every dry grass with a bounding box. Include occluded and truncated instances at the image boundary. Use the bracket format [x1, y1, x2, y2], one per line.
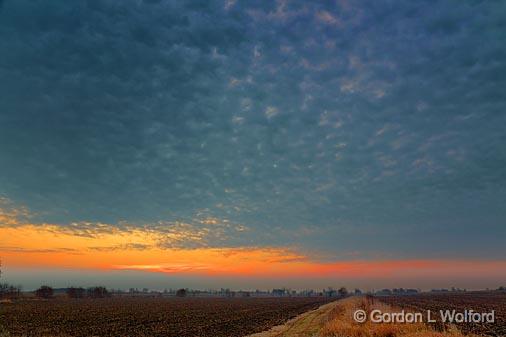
[0, 325, 10, 337]
[319, 297, 477, 337]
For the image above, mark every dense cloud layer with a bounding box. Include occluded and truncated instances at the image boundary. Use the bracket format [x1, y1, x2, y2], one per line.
[0, 0, 505, 259]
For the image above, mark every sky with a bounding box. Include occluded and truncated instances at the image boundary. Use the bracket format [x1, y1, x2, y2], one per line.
[0, 0, 505, 291]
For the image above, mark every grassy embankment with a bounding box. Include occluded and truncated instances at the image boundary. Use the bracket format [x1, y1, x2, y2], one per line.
[320, 296, 477, 337]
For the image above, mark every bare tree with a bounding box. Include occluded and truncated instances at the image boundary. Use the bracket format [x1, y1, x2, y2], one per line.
[67, 287, 85, 298]
[0, 259, 10, 336]
[87, 286, 110, 298]
[337, 287, 348, 297]
[35, 286, 53, 299]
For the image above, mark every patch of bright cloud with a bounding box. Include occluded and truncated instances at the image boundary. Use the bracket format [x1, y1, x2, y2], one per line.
[264, 106, 279, 119]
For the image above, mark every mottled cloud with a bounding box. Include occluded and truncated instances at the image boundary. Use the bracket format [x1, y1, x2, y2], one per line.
[0, 197, 249, 250]
[0, 0, 505, 260]
[0, 197, 34, 229]
[0, 246, 80, 254]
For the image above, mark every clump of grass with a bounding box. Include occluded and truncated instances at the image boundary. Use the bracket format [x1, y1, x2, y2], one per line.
[319, 297, 477, 337]
[0, 324, 10, 337]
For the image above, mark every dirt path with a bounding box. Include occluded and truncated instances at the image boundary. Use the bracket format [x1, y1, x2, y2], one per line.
[246, 301, 337, 337]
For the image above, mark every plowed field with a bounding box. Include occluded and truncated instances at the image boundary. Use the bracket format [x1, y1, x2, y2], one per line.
[0, 296, 328, 337]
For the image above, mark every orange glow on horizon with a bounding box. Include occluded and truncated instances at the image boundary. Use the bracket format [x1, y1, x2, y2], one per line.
[2, 224, 506, 281]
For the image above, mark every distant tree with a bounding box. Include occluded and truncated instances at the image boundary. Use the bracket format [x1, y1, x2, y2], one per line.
[377, 288, 392, 295]
[0, 260, 22, 300]
[87, 286, 110, 298]
[338, 287, 348, 297]
[0, 283, 7, 298]
[7, 285, 21, 298]
[67, 287, 85, 298]
[272, 288, 285, 296]
[354, 288, 362, 295]
[176, 288, 187, 297]
[0, 259, 12, 336]
[35, 286, 53, 299]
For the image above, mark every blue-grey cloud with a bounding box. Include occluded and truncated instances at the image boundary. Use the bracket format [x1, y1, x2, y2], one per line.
[0, 0, 505, 259]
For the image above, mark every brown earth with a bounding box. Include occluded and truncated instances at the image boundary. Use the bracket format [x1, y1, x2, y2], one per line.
[380, 292, 506, 336]
[0, 296, 329, 337]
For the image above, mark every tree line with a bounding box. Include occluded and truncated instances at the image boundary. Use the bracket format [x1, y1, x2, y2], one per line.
[35, 286, 111, 299]
[0, 259, 111, 299]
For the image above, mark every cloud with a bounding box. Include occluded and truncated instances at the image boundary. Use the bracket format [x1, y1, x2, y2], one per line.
[0, 246, 80, 254]
[0, 0, 505, 261]
[0, 197, 250, 251]
[88, 243, 151, 252]
[0, 197, 32, 226]
[1, 198, 506, 285]
[315, 11, 341, 27]
[114, 263, 213, 273]
[264, 106, 279, 119]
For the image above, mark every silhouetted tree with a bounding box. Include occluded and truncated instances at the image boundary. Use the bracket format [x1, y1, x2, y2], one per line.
[0, 259, 12, 337]
[6, 285, 20, 298]
[87, 286, 110, 298]
[337, 287, 348, 297]
[0, 283, 8, 298]
[35, 286, 53, 299]
[176, 288, 187, 297]
[0, 259, 22, 299]
[67, 287, 85, 298]
[271, 288, 285, 296]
